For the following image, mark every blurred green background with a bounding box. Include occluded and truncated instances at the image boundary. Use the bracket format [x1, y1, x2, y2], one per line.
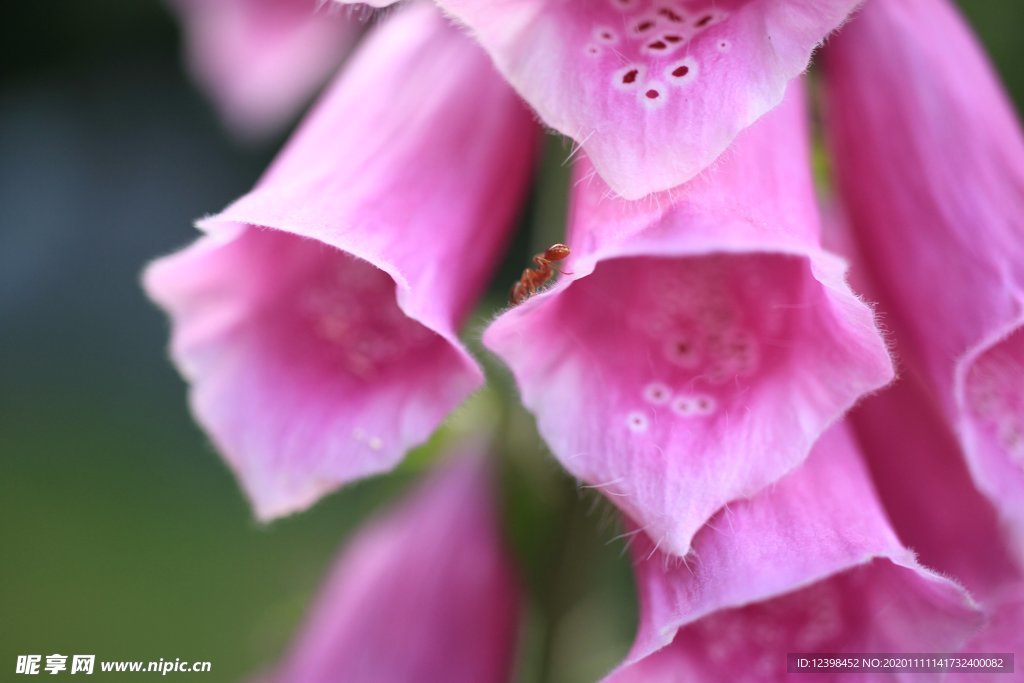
[1, 2, 1021, 681]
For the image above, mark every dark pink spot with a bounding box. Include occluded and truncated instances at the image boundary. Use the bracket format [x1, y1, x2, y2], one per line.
[672, 65, 690, 78]
[664, 34, 682, 43]
[658, 7, 683, 22]
[696, 15, 712, 27]
[622, 69, 639, 84]
[635, 20, 655, 32]
[647, 40, 667, 50]
[645, 89, 660, 99]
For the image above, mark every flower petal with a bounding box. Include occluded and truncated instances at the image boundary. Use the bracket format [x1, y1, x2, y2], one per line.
[823, 0, 1024, 536]
[851, 375, 1022, 599]
[484, 83, 892, 557]
[145, 3, 538, 519]
[851, 377, 1024, 682]
[145, 231, 477, 519]
[364, 0, 859, 198]
[170, 0, 357, 137]
[605, 423, 982, 682]
[270, 453, 521, 683]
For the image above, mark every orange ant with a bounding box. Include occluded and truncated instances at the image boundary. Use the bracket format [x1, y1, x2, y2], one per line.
[510, 243, 571, 305]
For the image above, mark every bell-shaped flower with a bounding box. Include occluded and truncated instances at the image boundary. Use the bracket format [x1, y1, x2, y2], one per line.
[604, 423, 982, 682]
[852, 375, 1022, 598]
[169, 0, 358, 137]
[144, 3, 539, 520]
[822, 198, 1024, 661]
[336, 0, 862, 198]
[852, 376, 1024, 677]
[823, 0, 1024, 536]
[266, 452, 521, 683]
[484, 82, 892, 557]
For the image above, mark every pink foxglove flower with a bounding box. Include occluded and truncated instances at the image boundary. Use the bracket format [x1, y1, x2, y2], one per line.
[169, 0, 357, 137]
[145, 2, 538, 520]
[604, 423, 982, 682]
[267, 452, 521, 683]
[851, 376, 1024, 673]
[852, 375, 1022, 597]
[484, 82, 892, 557]
[823, 0, 1024, 537]
[139, 0, 1024, 678]
[335, 0, 863, 198]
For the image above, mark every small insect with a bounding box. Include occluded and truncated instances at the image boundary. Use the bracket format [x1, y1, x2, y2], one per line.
[510, 243, 571, 305]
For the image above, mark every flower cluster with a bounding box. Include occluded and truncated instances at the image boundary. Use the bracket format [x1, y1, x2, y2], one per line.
[148, 0, 1023, 679]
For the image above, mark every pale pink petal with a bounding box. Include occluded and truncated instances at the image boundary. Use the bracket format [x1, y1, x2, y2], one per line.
[823, 0, 1024, 535]
[145, 3, 538, 519]
[484, 83, 892, 557]
[851, 375, 1023, 599]
[271, 453, 521, 683]
[605, 424, 982, 682]
[961, 328, 1024, 542]
[145, 231, 478, 520]
[343, 0, 860, 198]
[170, 0, 358, 137]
